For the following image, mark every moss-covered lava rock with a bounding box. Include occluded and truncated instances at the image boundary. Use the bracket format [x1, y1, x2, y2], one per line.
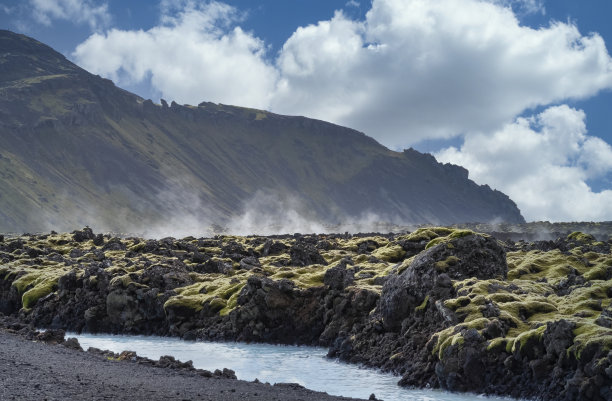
[1, 226, 611, 401]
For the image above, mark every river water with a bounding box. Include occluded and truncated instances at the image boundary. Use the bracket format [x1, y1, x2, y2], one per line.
[70, 333, 520, 401]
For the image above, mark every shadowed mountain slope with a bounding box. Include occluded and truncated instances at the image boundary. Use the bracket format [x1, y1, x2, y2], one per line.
[0, 30, 524, 233]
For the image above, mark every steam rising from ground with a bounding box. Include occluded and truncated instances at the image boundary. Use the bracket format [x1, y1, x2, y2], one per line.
[224, 191, 404, 236]
[143, 189, 408, 238]
[134, 180, 220, 239]
[29, 181, 407, 238]
[24, 184, 611, 241]
[33, 177, 603, 240]
[225, 192, 327, 236]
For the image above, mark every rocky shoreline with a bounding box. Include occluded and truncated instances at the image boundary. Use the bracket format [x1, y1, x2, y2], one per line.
[0, 315, 363, 401]
[1, 227, 611, 400]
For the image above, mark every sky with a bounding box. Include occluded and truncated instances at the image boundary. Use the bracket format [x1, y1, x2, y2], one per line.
[1, 0, 612, 222]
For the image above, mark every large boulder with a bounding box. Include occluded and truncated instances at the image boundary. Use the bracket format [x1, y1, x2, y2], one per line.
[379, 233, 507, 330]
[261, 239, 288, 256]
[223, 276, 326, 344]
[72, 227, 95, 242]
[139, 262, 192, 290]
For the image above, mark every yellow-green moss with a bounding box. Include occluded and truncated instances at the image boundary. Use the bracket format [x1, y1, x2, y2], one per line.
[128, 242, 145, 252]
[175, 282, 208, 296]
[510, 325, 546, 353]
[221, 287, 242, 316]
[338, 236, 389, 252]
[109, 274, 148, 289]
[433, 331, 465, 359]
[400, 227, 454, 243]
[12, 269, 67, 309]
[6, 230, 612, 364]
[12, 272, 42, 294]
[371, 244, 406, 262]
[435, 256, 460, 272]
[208, 297, 227, 312]
[163, 295, 206, 312]
[507, 250, 591, 285]
[21, 275, 59, 309]
[167, 274, 247, 316]
[434, 247, 612, 361]
[444, 296, 471, 310]
[260, 255, 291, 272]
[284, 266, 328, 288]
[416, 295, 429, 311]
[487, 337, 508, 351]
[396, 256, 415, 274]
[425, 229, 475, 250]
[567, 231, 596, 243]
[572, 321, 612, 359]
[321, 249, 350, 265]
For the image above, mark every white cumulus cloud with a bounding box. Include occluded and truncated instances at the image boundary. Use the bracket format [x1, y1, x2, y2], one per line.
[73, 0, 612, 149]
[436, 105, 612, 222]
[30, 0, 110, 30]
[69, 0, 612, 221]
[73, 0, 277, 109]
[272, 0, 612, 147]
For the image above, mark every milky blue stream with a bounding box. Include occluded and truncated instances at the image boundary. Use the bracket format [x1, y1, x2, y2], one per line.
[70, 333, 521, 401]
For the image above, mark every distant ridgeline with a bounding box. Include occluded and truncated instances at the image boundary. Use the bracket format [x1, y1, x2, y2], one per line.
[0, 30, 524, 233]
[453, 222, 612, 242]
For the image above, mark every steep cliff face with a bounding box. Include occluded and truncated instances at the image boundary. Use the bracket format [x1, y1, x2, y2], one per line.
[0, 30, 524, 233]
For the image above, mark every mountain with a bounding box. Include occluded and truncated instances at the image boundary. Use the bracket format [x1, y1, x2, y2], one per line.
[0, 30, 524, 234]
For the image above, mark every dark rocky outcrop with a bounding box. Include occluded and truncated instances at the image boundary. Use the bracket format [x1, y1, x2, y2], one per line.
[290, 242, 328, 267]
[379, 233, 506, 331]
[1, 228, 611, 400]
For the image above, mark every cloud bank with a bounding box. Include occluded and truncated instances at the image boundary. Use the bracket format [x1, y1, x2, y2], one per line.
[73, 0, 612, 148]
[436, 105, 612, 222]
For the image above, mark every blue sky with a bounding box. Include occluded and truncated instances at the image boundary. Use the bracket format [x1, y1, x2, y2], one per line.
[1, 0, 612, 222]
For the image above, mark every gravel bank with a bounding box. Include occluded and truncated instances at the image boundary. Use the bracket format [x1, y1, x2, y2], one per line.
[0, 327, 365, 401]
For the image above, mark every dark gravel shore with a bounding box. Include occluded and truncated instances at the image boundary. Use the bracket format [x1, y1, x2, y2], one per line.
[0, 328, 366, 401]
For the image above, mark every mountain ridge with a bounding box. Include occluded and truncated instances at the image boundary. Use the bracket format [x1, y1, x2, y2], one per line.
[0, 30, 524, 234]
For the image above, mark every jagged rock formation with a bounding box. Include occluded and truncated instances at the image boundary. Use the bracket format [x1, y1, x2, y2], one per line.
[0, 30, 524, 233]
[1, 227, 611, 400]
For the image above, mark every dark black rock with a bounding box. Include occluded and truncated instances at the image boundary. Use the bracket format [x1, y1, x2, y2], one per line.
[92, 234, 104, 246]
[379, 233, 506, 331]
[190, 251, 208, 264]
[289, 242, 327, 266]
[262, 240, 288, 256]
[63, 337, 83, 350]
[239, 256, 261, 270]
[323, 263, 354, 290]
[36, 328, 65, 344]
[221, 241, 250, 261]
[194, 258, 232, 274]
[72, 227, 95, 242]
[543, 319, 576, 357]
[102, 238, 126, 251]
